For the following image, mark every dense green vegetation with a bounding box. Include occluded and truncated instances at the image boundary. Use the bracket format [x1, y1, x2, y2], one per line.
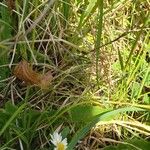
[0, 0, 150, 149]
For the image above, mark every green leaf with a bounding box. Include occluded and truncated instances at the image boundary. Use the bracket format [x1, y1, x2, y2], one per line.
[143, 94, 150, 104]
[0, 111, 9, 128]
[61, 127, 70, 139]
[131, 82, 140, 99]
[69, 104, 107, 123]
[5, 101, 18, 115]
[0, 103, 26, 136]
[95, 0, 104, 86]
[104, 138, 150, 150]
[13, 127, 29, 145]
[118, 49, 124, 71]
[0, 4, 13, 80]
[67, 107, 144, 149]
[0, 102, 17, 128]
[62, 0, 70, 27]
[78, 0, 97, 28]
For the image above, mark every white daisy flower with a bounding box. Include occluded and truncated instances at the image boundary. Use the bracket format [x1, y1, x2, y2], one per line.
[50, 132, 67, 150]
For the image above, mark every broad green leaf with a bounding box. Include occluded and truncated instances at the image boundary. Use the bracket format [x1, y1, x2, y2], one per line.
[69, 104, 107, 123]
[61, 127, 70, 139]
[104, 138, 150, 150]
[67, 107, 144, 149]
[5, 101, 18, 115]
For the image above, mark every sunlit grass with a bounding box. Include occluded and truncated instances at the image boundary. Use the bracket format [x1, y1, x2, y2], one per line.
[0, 0, 150, 149]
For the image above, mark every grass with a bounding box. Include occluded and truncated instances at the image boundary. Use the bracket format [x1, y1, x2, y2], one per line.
[0, 0, 150, 149]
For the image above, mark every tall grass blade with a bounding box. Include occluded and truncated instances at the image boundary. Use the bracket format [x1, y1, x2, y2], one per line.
[62, 0, 70, 27]
[124, 13, 150, 70]
[0, 4, 12, 80]
[137, 66, 150, 99]
[78, 0, 97, 28]
[118, 49, 124, 71]
[95, 0, 103, 86]
[0, 103, 26, 136]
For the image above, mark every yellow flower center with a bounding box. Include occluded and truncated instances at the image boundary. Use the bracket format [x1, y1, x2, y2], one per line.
[57, 142, 65, 150]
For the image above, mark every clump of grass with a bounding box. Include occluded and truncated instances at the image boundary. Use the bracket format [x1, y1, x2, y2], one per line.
[0, 0, 150, 149]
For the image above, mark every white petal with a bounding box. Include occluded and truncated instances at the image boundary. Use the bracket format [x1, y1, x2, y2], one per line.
[50, 132, 63, 146]
[62, 138, 67, 146]
[54, 132, 62, 143]
[50, 133, 57, 145]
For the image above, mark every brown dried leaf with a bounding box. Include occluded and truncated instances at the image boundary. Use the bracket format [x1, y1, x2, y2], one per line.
[6, 0, 15, 11]
[14, 60, 53, 89]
